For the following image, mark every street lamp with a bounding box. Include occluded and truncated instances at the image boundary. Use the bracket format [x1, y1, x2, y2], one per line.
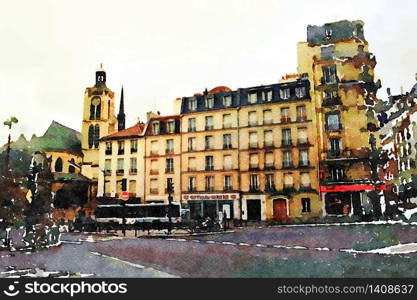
[3, 116, 18, 176]
[167, 181, 173, 235]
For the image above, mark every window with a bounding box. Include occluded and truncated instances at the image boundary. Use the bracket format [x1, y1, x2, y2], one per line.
[323, 90, 339, 102]
[166, 139, 174, 154]
[129, 180, 136, 195]
[284, 173, 293, 189]
[299, 150, 309, 166]
[264, 130, 273, 147]
[296, 106, 307, 122]
[188, 118, 196, 132]
[167, 120, 175, 133]
[205, 116, 213, 130]
[188, 157, 196, 171]
[248, 111, 258, 126]
[301, 198, 311, 213]
[283, 151, 293, 168]
[55, 157, 63, 172]
[130, 158, 137, 174]
[298, 128, 308, 145]
[89, 97, 101, 120]
[280, 88, 290, 99]
[249, 132, 258, 148]
[150, 179, 158, 194]
[131, 140, 138, 153]
[68, 159, 75, 173]
[224, 175, 232, 191]
[265, 174, 275, 191]
[188, 137, 196, 151]
[105, 142, 112, 155]
[205, 135, 213, 150]
[117, 158, 124, 173]
[282, 129, 292, 147]
[88, 125, 100, 149]
[223, 95, 232, 107]
[104, 159, 111, 172]
[188, 177, 196, 192]
[166, 158, 174, 173]
[248, 92, 257, 104]
[150, 140, 158, 155]
[150, 159, 158, 174]
[205, 96, 214, 108]
[265, 152, 274, 169]
[326, 112, 342, 131]
[223, 155, 232, 170]
[264, 90, 273, 102]
[323, 65, 337, 84]
[118, 141, 125, 155]
[188, 98, 197, 111]
[249, 153, 259, 169]
[250, 174, 259, 191]
[301, 173, 311, 189]
[281, 108, 290, 123]
[223, 114, 232, 128]
[263, 110, 272, 125]
[205, 156, 214, 171]
[223, 134, 232, 149]
[151, 121, 160, 135]
[330, 166, 344, 181]
[295, 86, 306, 98]
[328, 138, 341, 158]
[205, 176, 214, 191]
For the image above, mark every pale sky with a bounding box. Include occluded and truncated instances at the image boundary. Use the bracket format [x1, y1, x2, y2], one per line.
[1, 0, 416, 141]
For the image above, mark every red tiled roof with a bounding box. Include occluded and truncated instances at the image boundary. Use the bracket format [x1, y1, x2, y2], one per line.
[101, 123, 145, 140]
[208, 86, 232, 94]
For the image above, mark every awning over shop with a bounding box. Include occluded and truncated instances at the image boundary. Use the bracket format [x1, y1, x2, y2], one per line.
[320, 184, 386, 193]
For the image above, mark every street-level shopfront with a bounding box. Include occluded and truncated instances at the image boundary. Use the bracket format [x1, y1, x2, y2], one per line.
[182, 193, 239, 220]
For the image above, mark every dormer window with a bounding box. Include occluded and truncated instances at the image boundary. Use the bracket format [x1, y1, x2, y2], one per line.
[188, 98, 197, 111]
[167, 119, 175, 133]
[280, 88, 290, 100]
[264, 90, 273, 102]
[295, 86, 306, 98]
[205, 95, 214, 108]
[248, 92, 257, 104]
[151, 121, 160, 135]
[223, 95, 232, 107]
[325, 28, 332, 39]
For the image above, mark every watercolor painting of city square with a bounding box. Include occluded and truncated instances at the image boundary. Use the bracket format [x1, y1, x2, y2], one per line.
[2, 0, 417, 278]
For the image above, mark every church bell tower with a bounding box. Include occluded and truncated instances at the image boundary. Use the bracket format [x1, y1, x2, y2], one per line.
[81, 64, 117, 181]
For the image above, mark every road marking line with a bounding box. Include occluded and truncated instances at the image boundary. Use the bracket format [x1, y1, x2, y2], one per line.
[222, 242, 236, 245]
[255, 244, 267, 248]
[238, 243, 251, 246]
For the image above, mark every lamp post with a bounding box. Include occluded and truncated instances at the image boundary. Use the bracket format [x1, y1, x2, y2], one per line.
[167, 181, 173, 235]
[3, 116, 18, 176]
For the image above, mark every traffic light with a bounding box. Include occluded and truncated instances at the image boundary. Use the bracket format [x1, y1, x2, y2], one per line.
[121, 178, 127, 191]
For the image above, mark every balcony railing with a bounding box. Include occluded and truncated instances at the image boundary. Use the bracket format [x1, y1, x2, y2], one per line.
[118, 149, 125, 155]
[165, 168, 174, 173]
[299, 160, 310, 167]
[205, 145, 212, 150]
[205, 125, 214, 130]
[327, 150, 341, 159]
[188, 147, 196, 152]
[223, 144, 232, 150]
[150, 188, 158, 194]
[249, 142, 258, 149]
[281, 140, 292, 147]
[322, 97, 342, 106]
[282, 162, 294, 169]
[188, 187, 196, 192]
[205, 165, 214, 171]
[296, 116, 307, 122]
[188, 127, 196, 132]
[129, 168, 137, 175]
[105, 150, 112, 155]
[224, 186, 233, 191]
[264, 163, 275, 170]
[166, 149, 174, 154]
[206, 187, 214, 192]
[298, 139, 309, 146]
[264, 142, 274, 148]
[249, 164, 259, 170]
[249, 185, 260, 192]
[281, 117, 291, 123]
[103, 169, 111, 176]
[116, 169, 124, 175]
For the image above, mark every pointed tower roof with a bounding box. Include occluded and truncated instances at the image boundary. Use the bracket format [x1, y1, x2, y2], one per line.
[117, 85, 126, 131]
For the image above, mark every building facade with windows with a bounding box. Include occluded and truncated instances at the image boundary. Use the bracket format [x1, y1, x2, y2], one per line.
[297, 20, 384, 217]
[144, 114, 182, 203]
[180, 83, 321, 221]
[98, 123, 145, 201]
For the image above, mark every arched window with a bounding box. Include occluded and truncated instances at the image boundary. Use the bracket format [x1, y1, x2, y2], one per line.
[89, 97, 101, 120]
[94, 125, 100, 148]
[68, 158, 76, 173]
[88, 125, 94, 148]
[55, 157, 63, 172]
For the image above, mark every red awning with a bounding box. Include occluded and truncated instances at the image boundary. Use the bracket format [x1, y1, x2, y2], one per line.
[320, 184, 386, 193]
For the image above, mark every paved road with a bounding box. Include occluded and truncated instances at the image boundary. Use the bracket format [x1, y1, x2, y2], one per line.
[2, 223, 417, 277]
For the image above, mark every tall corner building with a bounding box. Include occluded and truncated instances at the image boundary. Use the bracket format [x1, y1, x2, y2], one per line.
[81, 65, 117, 182]
[297, 20, 382, 216]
